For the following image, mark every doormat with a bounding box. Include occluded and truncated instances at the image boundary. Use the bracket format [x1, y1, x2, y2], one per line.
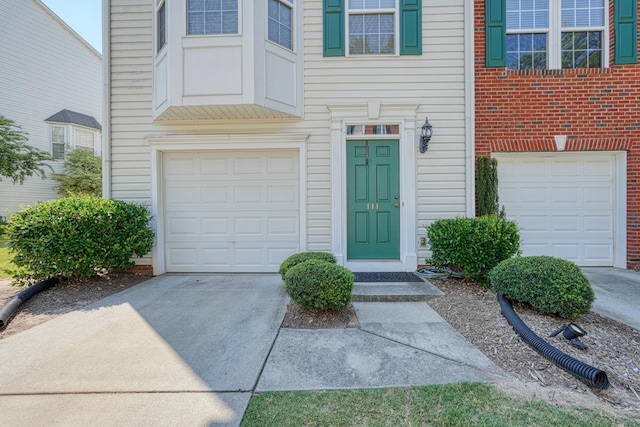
[353, 272, 423, 282]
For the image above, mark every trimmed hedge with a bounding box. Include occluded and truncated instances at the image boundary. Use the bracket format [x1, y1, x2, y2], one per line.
[279, 251, 336, 279]
[488, 256, 594, 319]
[425, 215, 520, 284]
[284, 259, 354, 309]
[6, 196, 155, 283]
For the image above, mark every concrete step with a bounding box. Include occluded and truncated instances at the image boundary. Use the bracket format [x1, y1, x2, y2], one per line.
[352, 280, 444, 302]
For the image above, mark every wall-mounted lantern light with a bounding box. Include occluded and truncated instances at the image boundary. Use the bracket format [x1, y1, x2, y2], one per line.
[419, 117, 433, 153]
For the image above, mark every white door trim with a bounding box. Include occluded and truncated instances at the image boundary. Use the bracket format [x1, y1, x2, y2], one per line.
[328, 103, 419, 272]
[147, 133, 309, 275]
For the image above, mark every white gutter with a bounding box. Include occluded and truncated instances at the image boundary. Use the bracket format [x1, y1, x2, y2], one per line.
[464, 0, 476, 217]
[102, 0, 112, 199]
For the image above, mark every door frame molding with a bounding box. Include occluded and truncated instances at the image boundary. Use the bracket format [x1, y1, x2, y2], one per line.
[328, 103, 419, 272]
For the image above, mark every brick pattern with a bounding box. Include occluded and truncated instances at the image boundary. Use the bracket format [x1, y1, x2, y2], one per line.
[475, 0, 640, 268]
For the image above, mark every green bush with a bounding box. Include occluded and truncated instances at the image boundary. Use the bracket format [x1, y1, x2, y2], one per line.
[425, 215, 520, 284]
[488, 256, 594, 319]
[6, 196, 155, 283]
[284, 259, 354, 309]
[279, 251, 336, 279]
[51, 149, 102, 197]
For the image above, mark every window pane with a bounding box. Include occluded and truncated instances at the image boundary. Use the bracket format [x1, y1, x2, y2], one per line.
[222, 11, 237, 33]
[506, 33, 547, 70]
[188, 0, 237, 34]
[561, 0, 603, 28]
[507, 0, 548, 30]
[349, 0, 365, 9]
[346, 124, 400, 135]
[52, 143, 65, 160]
[268, 0, 292, 50]
[349, 13, 395, 55]
[157, 2, 166, 52]
[561, 31, 601, 68]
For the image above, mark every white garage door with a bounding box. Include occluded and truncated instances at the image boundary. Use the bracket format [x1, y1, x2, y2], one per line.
[495, 153, 617, 266]
[163, 150, 300, 272]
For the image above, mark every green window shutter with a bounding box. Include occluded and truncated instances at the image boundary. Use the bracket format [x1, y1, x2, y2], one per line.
[323, 0, 345, 57]
[485, 0, 506, 67]
[614, 0, 638, 64]
[400, 0, 422, 55]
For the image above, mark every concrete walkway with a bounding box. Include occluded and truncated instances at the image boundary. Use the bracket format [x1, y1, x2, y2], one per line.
[0, 274, 507, 427]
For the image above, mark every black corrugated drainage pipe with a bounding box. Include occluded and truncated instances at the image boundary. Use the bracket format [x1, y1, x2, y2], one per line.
[497, 292, 609, 390]
[0, 277, 59, 329]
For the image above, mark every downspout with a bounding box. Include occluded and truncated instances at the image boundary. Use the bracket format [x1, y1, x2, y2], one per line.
[464, 0, 476, 217]
[102, 0, 112, 199]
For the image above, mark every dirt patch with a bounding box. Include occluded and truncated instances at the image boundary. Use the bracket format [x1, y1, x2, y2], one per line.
[427, 277, 640, 420]
[281, 302, 359, 329]
[0, 273, 151, 339]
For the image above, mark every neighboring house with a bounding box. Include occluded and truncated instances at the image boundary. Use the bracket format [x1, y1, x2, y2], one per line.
[105, 0, 475, 274]
[0, 0, 102, 217]
[475, 0, 638, 268]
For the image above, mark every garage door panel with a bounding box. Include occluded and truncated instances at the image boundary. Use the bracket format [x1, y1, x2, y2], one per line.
[164, 150, 300, 272]
[496, 154, 616, 266]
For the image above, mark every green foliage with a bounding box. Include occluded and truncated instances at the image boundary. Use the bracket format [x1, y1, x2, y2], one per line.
[476, 156, 500, 217]
[489, 256, 594, 319]
[284, 259, 354, 309]
[5, 196, 155, 283]
[242, 382, 639, 427]
[278, 251, 336, 279]
[425, 216, 520, 284]
[51, 149, 102, 196]
[0, 115, 53, 184]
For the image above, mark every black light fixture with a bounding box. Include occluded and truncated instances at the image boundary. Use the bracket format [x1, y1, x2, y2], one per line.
[419, 117, 433, 153]
[549, 323, 588, 349]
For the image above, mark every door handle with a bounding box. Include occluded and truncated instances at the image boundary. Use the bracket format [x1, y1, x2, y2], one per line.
[394, 203, 399, 208]
[394, 195, 399, 200]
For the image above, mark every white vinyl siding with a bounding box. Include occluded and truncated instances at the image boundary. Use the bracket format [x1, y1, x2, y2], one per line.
[108, 0, 467, 269]
[0, 1, 102, 215]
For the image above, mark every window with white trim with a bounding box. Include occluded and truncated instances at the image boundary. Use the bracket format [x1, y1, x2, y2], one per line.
[187, 0, 238, 35]
[348, 0, 396, 55]
[74, 128, 96, 152]
[51, 125, 67, 160]
[156, 0, 166, 53]
[506, 0, 606, 70]
[268, 0, 293, 49]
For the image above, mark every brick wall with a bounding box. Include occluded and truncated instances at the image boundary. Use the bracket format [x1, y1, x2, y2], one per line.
[475, 0, 640, 268]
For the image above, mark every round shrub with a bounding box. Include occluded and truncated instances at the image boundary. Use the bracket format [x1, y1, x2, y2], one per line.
[6, 196, 155, 283]
[425, 215, 520, 285]
[278, 251, 336, 279]
[284, 259, 354, 309]
[488, 256, 594, 319]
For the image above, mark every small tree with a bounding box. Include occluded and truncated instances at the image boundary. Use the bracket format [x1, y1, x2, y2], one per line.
[0, 115, 53, 184]
[476, 156, 500, 217]
[52, 149, 102, 196]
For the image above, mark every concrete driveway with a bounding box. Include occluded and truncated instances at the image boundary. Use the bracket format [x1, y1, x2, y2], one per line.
[0, 275, 288, 426]
[583, 267, 640, 331]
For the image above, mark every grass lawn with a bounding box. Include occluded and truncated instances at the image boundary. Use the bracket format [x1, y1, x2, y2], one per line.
[0, 239, 15, 279]
[241, 382, 639, 427]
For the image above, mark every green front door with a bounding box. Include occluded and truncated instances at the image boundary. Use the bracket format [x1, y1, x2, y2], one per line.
[347, 140, 400, 259]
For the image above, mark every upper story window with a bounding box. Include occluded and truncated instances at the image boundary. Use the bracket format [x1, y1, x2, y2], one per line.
[187, 0, 238, 35]
[506, 0, 605, 70]
[268, 0, 293, 49]
[323, 0, 422, 57]
[348, 0, 396, 55]
[157, 0, 167, 53]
